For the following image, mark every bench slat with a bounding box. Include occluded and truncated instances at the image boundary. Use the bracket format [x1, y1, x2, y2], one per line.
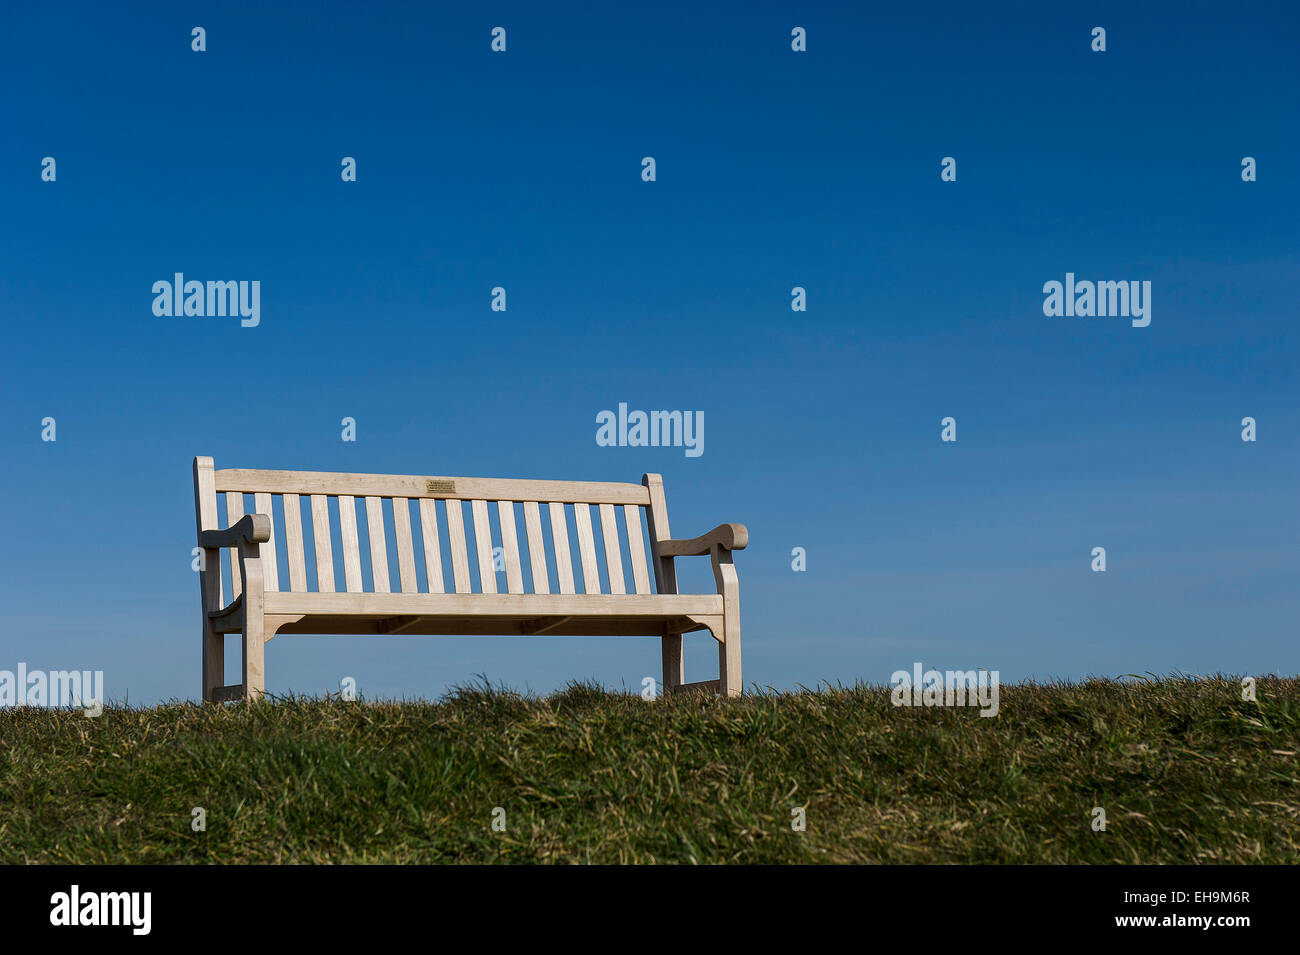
[338, 495, 364, 593]
[365, 496, 391, 593]
[254, 492, 279, 592]
[264, 591, 723, 617]
[573, 504, 601, 594]
[226, 492, 245, 599]
[599, 503, 625, 595]
[418, 499, 444, 594]
[444, 499, 472, 594]
[311, 494, 335, 593]
[471, 500, 497, 594]
[523, 502, 549, 594]
[498, 502, 524, 594]
[392, 497, 418, 594]
[624, 505, 651, 595]
[283, 493, 308, 592]
[215, 469, 650, 505]
[548, 503, 576, 595]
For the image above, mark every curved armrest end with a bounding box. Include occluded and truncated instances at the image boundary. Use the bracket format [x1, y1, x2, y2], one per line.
[660, 523, 748, 557]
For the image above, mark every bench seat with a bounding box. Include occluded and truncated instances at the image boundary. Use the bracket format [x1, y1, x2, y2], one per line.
[212, 592, 724, 637]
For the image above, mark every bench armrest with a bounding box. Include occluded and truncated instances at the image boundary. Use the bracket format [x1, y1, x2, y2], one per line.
[659, 523, 748, 557]
[198, 513, 272, 549]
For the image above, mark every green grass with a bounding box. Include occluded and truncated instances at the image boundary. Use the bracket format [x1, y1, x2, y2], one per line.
[1, 676, 1297, 863]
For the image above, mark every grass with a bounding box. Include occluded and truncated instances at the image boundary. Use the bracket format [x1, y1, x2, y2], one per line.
[1, 675, 1297, 863]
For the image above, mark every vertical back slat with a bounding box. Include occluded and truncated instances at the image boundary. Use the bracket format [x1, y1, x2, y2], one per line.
[549, 503, 576, 595]
[471, 499, 497, 594]
[522, 501, 549, 594]
[624, 505, 651, 594]
[310, 494, 335, 592]
[283, 493, 308, 592]
[573, 504, 601, 594]
[338, 495, 364, 593]
[365, 496, 391, 593]
[445, 499, 472, 594]
[392, 497, 418, 593]
[497, 502, 524, 594]
[598, 503, 626, 595]
[226, 491, 245, 599]
[418, 499, 445, 594]
[253, 492, 279, 593]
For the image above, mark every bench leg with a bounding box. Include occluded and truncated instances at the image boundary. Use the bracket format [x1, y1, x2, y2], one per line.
[713, 546, 742, 698]
[661, 633, 684, 694]
[241, 609, 265, 701]
[199, 545, 224, 703]
[202, 624, 224, 703]
[717, 615, 741, 697]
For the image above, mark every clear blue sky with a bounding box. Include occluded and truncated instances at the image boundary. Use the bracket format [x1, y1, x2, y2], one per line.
[2, 1, 1296, 704]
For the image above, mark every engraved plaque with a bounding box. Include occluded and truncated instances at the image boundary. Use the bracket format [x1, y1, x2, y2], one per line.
[426, 479, 456, 494]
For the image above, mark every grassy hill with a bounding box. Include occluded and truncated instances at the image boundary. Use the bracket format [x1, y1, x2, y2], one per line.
[1, 676, 1296, 863]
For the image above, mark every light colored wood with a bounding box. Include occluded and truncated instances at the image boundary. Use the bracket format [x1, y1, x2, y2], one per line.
[310, 494, 335, 593]
[265, 591, 723, 617]
[548, 503, 575, 595]
[573, 504, 601, 594]
[418, 498, 444, 594]
[522, 502, 549, 594]
[661, 523, 748, 556]
[392, 497, 418, 594]
[364, 496, 390, 593]
[713, 548, 742, 697]
[216, 468, 650, 505]
[444, 499, 472, 594]
[624, 505, 651, 595]
[226, 491, 245, 599]
[195, 457, 224, 701]
[254, 492, 279, 593]
[643, 474, 682, 691]
[598, 503, 626, 595]
[497, 502, 524, 594]
[199, 514, 271, 549]
[197, 460, 745, 701]
[282, 493, 308, 592]
[338, 495, 363, 593]
[471, 499, 497, 594]
[238, 541, 266, 700]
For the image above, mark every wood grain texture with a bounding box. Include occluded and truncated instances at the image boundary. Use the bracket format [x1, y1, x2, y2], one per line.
[523, 501, 549, 595]
[196, 461, 744, 701]
[498, 501, 524, 594]
[338, 495, 363, 593]
[310, 494, 335, 593]
[365, 496, 390, 594]
[549, 503, 576, 595]
[392, 497, 418, 594]
[282, 493, 308, 592]
[254, 492, 279, 594]
[573, 503, 601, 594]
[418, 499, 444, 594]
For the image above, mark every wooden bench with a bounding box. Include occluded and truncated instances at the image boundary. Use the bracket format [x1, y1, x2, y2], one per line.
[193, 457, 746, 702]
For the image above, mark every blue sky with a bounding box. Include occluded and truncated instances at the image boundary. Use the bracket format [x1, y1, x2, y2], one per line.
[2, 1, 1296, 704]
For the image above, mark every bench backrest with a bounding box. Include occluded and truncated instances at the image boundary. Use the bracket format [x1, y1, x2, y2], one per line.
[195, 461, 676, 601]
